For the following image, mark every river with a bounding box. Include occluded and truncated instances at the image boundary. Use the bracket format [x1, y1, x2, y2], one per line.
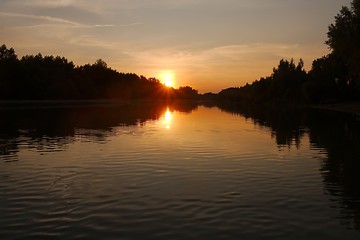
[1, 102, 360, 239]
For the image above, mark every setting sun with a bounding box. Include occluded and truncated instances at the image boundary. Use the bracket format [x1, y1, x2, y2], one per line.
[161, 71, 175, 88]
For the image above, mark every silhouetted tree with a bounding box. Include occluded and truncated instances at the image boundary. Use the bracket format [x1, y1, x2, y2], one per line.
[175, 86, 199, 100]
[16, 54, 76, 99]
[269, 58, 307, 102]
[0, 44, 17, 62]
[326, 0, 360, 96]
[217, 59, 307, 104]
[306, 54, 349, 103]
[0, 44, 19, 99]
[94, 58, 108, 68]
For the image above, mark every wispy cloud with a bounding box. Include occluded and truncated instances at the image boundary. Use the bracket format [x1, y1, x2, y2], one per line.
[0, 11, 141, 29]
[124, 43, 314, 68]
[68, 35, 117, 48]
[94, 22, 142, 28]
[23, 0, 76, 8]
[0, 12, 82, 26]
[94, 24, 115, 27]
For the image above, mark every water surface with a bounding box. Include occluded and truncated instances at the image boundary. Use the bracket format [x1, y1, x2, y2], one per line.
[1, 102, 360, 239]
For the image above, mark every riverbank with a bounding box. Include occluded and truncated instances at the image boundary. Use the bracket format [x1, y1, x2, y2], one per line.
[312, 102, 360, 118]
[0, 99, 132, 110]
[0, 99, 199, 111]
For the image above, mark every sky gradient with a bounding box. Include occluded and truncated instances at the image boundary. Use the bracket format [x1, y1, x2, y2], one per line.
[0, 0, 351, 93]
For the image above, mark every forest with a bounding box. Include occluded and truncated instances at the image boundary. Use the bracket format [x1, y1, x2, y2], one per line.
[0, 47, 198, 101]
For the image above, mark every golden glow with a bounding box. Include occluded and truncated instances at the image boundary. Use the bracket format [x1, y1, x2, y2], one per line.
[165, 110, 171, 122]
[164, 108, 172, 129]
[160, 71, 175, 87]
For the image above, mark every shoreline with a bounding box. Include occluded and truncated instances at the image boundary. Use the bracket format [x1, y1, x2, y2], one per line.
[311, 102, 360, 117]
[2, 99, 360, 117]
[0, 99, 132, 110]
[0, 99, 198, 110]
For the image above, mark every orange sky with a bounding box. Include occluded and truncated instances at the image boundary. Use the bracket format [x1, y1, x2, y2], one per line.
[0, 0, 350, 93]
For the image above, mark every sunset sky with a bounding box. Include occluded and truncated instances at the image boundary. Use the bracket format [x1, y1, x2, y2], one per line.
[0, 0, 350, 93]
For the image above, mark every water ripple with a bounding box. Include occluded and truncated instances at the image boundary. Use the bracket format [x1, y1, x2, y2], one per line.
[1, 107, 360, 239]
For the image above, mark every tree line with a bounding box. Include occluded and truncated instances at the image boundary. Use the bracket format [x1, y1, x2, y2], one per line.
[0, 47, 198, 101]
[207, 0, 360, 104]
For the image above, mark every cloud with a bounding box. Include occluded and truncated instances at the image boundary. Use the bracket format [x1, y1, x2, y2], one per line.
[124, 43, 320, 69]
[0, 11, 81, 26]
[0, 11, 141, 30]
[23, 0, 76, 7]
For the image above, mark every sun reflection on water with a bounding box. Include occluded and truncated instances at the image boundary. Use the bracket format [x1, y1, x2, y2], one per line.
[164, 108, 172, 129]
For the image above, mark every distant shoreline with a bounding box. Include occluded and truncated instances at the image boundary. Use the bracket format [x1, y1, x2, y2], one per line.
[0, 99, 143, 110]
[0, 99, 130, 104]
[2, 99, 360, 118]
[0, 99, 197, 110]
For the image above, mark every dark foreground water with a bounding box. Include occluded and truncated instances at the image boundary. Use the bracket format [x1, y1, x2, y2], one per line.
[1, 102, 360, 239]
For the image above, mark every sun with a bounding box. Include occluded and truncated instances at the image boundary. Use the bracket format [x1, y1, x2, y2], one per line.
[164, 78, 173, 87]
[161, 71, 174, 87]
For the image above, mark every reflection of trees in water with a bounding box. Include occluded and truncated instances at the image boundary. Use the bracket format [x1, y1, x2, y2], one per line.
[307, 111, 360, 230]
[2, 100, 359, 230]
[213, 102, 360, 232]
[0, 101, 198, 157]
[212, 102, 308, 147]
[0, 139, 19, 160]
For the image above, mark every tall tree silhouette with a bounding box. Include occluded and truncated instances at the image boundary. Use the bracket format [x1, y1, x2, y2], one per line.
[326, 0, 360, 95]
[0, 44, 19, 99]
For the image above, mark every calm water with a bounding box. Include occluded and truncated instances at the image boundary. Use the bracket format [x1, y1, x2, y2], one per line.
[1, 102, 360, 239]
